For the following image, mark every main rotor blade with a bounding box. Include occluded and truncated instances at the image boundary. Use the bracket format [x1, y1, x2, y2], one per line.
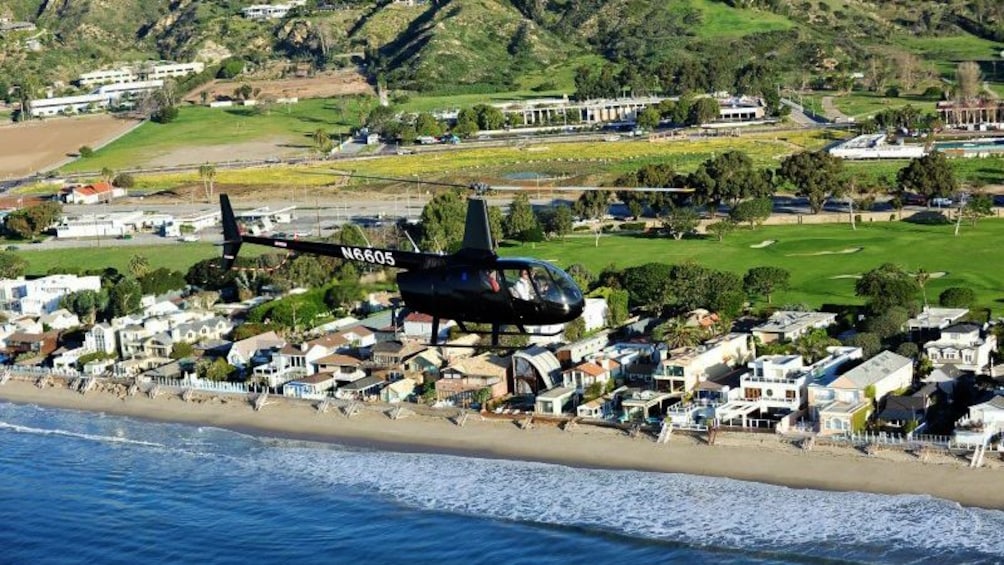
[491, 185, 694, 193]
[326, 171, 470, 189]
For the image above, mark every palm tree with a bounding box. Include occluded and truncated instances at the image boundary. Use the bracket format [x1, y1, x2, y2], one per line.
[312, 128, 332, 155]
[128, 254, 150, 278]
[915, 268, 930, 309]
[198, 163, 216, 202]
[653, 317, 706, 349]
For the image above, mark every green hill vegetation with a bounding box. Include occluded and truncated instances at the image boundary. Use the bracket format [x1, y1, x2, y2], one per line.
[2, 0, 1001, 97]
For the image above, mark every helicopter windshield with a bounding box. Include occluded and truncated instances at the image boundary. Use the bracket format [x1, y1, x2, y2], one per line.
[498, 261, 583, 306]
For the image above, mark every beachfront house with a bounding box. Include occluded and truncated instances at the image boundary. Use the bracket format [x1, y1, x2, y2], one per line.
[923, 323, 996, 374]
[168, 317, 233, 344]
[6, 331, 58, 363]
[381, 377, 416, 403]
[283, 372, 337, 400]
[371, 340, 426, 370]
[556, 331, 610, 366]
[535, 386, 578, 416]
[752, 311, 837, 344]
[314, 353, 366, 386]
[809, 350, 913, 435]
[436, 354, 508, 407]
[562, 360, 614, 393]
[511, 345, 563, 395]
[576, 387, 628, 420]
[402, 312, 454, 343]
[954, 395, 1004, 446]
[652, 333, 750, 393]
[38, 309, 81, 331]
[876, 395, 928, 431]
[620, 388, 675, 423]
[226, 331, 285, 371]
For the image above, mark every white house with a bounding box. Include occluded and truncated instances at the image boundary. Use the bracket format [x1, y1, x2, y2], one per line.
[85, 323, 118, 355]
[283, 372, 336, 400]
[652, 333, 750, 393]
[0, 275, 102, 316]
[740, 354, 806, 411]
[38, 308, 80, 330]
[809, 350, 913, 435]
[954, 395, 1004, 446]
[227, 331, 285, 370]
[561, 359, 613, 392]
[752, 311, 837, 343]
[924, 323, 996, 373]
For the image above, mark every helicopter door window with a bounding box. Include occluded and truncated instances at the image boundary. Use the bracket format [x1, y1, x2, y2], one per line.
[504, 269, 538, 301]
[481, 269, 501, 293]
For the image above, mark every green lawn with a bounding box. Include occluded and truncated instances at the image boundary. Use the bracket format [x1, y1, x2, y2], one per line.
[19, 243, 269, 276]
[690, 0, 795, 38]
[845, 155, 1004, 187]
[831, 92, 936, 119]
[898, 34, 1004, 75]
[61, 96, 377, 172]
[501, 219, 1004, 313]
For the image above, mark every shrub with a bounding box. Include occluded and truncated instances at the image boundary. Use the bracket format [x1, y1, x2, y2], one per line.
[896, 342, 919, 359]
[922, 86, 944, 100]
[112, 173, 135, 188]
[620, 221, 646, 231]
[884, 86, 900, 98]
[151, 105, 178, 124]
[939, 287, 976, 309]
[79, 146, 94, 158]
[217, 58, 245, 79]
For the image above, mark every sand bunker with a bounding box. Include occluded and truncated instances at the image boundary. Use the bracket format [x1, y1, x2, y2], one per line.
[911, 271, 948, 279]
[832, 270, 946, 281]
[749, 240, 776, 249]
[788, 247, 863, 257]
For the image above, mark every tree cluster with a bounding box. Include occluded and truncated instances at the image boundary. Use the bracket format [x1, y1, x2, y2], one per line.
[4, 202, 62, 239]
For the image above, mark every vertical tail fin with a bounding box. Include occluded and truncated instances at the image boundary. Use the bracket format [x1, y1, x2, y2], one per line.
[220, 194, 242, 270]
[460, 197, 494, 254]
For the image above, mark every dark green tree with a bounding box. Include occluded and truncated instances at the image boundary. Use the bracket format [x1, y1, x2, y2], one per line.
[636, 106, 661, 130]
[61, 289, 108, 324]
[566, 264, 595, 292]
[419, 190, 467, 252]
[729, 197, 773, 229]
[414, 112, 445, 137]
[843, 332, 882, 359]
[777, 151, 845, 214]
[896, 151, 957, 200]
[573, 191, 610, 220]
[107, 277, 143, 317]
[705, 220, 735, 241]
[563, 316, 587, 342]
[505, 193, 540, 240]
[864, 306, 909, 339]
[744, 266, 790, 304]
[962, 193, 993, 226]
[170, 342, 195, 360]
[855, 263, 920, 314]
[662, 206, 699, 240]
[688, 97, 721, 125]
[620, 262, 673, 311]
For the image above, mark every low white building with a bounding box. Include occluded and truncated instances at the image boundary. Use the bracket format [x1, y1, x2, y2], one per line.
[242, 0, 306, 20]
[752, 311, 837, 344]
[924, 323, 996, 373]
[55, 211, 145, 239]
[0, 275, 102, 316]
[78, 62, 204, 86]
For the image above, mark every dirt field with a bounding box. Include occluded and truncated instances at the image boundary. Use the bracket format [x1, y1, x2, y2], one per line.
[143, 138, 307, 168]
[184, 68, 374, 103]
[0, 115, 143, 178]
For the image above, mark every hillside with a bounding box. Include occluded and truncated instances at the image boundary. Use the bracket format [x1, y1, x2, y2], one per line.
[0, 0, 1002, 98]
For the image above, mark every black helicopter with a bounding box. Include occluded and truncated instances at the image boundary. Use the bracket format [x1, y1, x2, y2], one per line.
[220, 177, 692, 346]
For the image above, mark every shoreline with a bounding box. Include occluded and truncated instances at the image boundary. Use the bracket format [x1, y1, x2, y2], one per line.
[2, 380, 1002, 510]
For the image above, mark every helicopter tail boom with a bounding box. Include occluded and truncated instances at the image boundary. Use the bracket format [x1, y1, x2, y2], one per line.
[220, 194, 243, 270]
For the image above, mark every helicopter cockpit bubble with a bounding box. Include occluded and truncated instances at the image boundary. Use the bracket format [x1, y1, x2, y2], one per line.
[497, 259, 585, 318]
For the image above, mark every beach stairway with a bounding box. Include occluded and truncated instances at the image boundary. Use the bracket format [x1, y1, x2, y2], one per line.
[657, 422, 673, 443]
[182, 388, 195, 403]
[564, 417, 580, 432]
[148, 384, 161, 399]
[971, 438, 990, 468]
[390, 406, 412, 420]
[454, 412, 469, 427]
[520, 415, 534, 430]
[35, 375, 48, 389]
[253, 392, 269, 412]
[0, 369, 9, 386]
[343, 401, 361, 418]
[317, 398, 333, 414]
[78, 377, 95, 395]
[128, 383, 140, 397]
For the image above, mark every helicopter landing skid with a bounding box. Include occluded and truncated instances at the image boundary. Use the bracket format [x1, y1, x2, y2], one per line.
[451, 322, 563, 347]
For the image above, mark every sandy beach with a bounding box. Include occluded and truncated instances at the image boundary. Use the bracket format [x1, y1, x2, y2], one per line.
[2, 379, 1002, 510]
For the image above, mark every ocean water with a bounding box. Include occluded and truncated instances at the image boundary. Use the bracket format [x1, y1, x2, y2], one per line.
[1, 402, 1002, 565]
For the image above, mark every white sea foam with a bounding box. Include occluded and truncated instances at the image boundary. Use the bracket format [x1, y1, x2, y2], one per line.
[0, 421, 166, 448]
[251, 446, 1004, 562]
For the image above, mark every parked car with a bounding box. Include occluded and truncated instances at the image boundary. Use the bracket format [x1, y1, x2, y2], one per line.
[930, 197, 953, 208]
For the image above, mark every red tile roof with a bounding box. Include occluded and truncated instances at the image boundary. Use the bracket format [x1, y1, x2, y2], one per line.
[404, 312, 434, 323]
[74, 181, 113, 197]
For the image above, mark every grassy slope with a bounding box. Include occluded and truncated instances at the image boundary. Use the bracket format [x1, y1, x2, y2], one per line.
[19, 243, 270, 276]
[61, 96, 377, 172]
[501, 218, 1004, 313]
[688, 0, 795, 38]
